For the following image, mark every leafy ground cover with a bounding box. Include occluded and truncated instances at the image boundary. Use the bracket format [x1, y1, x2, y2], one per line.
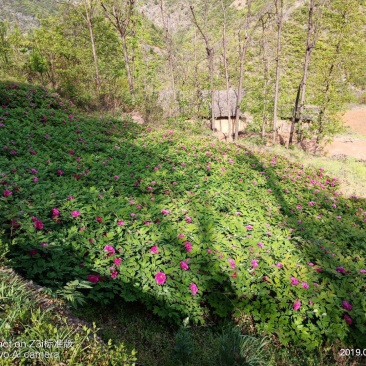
[1, 83, 365, 356]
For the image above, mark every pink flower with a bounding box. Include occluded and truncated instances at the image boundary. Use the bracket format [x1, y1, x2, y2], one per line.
[251, 259, 258, 269]
[207, 249, 212, 254]
[257, 242, 264, 248]
[71, 211, 81, 217]
[190, 283, 198, 295]
[104, 245, 115, 255]
[228, 259, 236, 269]
[111, 270, 118, 279]
[33, 177, 39, 182]
[180, 261, 189, 270]
[87, 274, 100, 283]
[52, 208, 60, 217]
[344, 314, 352, 325]
[290, 277, 299, 286]
[41, 242, 48, 247]
[57, 169, 63, 176]
[293, 299, 301, 311]
[342, 301, 352, 311]
[114, 175, 119, 180]
[68, 196, 74, 201]
[161, 209, 170, 215]
[29, 150, 37, 155]
[245, 225, 253, 230]
[360, 269, 366, 274]
[29, 249, 38, 256]
[150, 246, 159, 254]
[96, 216, 103, 223]
[117, 220, 124, 226]
[302, 282, 309, 289]
[307, 262, 315, 266]
[31, 169, 38, 174]
[178, 234, 185, 239]
[3, 189, 12, 197]
[276, 263, 283, 268]
[114, 258, 122, 267]
[336, 266, 345, 274]
[308, 201, 316, 206]
[34, 219, 44, 230]
[185, 215, 192, 223]
[155, 272, 166, 285]
[184, 241, 192, 252]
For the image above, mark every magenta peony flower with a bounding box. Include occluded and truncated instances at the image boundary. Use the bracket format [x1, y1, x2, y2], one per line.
[276, 263, 283, 268]
[290, 277, 299, 286]
[251, 259, 259, 269]
[114, 258, 122, 267]
[3, 189, 12, 197]
[180, 261, 189, 270]
[104, 245, 115, 255]
[31, 168, 38, 174]
[87, 274, 100, 283]
[360, 269, 366, 274]
[117, 220, 124, 226]
[245, 225, 253, 230]
[302, 282, 309, 289]
[155, 272, 166, 285]
[68, 196, 75, 201]
[344, 314, 352, 325]
[342, 301, 352, 311]
[185, 215, 192, 223]
[178, 234, 185, 239]
[293, 299, 301, 311]
[111, 270, 118, 279]
[150, 246, 159, 254]
[96, 216, 103, 223]
[336, 267, 346, 274]
[52, 208, 60, 217]
[34, 219, 43, 230]
[71, 211, 81, 217]
[33, 177, 39, 182]
[190, 283, 198, 296]
[184, 241, 192, 252]
[228, 259, 236, 269]
[114, 175, 119, 180]
[161, 209, 170, 215]
[57, 169, 63, 176]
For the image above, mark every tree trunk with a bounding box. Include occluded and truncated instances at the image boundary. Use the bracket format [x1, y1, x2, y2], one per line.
[221, 0, 231, 140]
[84, 0, 101, 91]
[273, 0, 283, 144]
[160, 0, 176, 108]
[120, 34, 134, 94]
[289, 0, 326, 145]
[234, 0, 252, 141]
[190, 5, 215, 131]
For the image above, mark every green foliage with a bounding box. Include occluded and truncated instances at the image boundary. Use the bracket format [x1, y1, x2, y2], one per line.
[0, 266, 137, 365]
[217, 326, 269, 366]
[1, 83, 365, 352]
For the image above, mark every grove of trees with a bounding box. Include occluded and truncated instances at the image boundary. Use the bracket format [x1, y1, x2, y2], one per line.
[1, 0, 365, 145]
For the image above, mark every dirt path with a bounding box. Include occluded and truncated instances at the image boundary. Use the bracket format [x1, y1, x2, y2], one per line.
[324, 106, 366, 160]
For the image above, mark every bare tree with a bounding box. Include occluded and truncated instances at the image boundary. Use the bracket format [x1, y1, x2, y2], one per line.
[234, 0, 252, 141]
[160, 0, 176, 112]
[100, 0, 135, 95]
[190, 3, 215, 132]
[288, 0, 326, 145]
[82, 0, 101, 91]
[272, 0, 283, 144]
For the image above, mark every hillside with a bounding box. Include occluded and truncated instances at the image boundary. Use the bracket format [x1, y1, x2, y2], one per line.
[0, 0, 59, 31]
[1, 83, 365, 365]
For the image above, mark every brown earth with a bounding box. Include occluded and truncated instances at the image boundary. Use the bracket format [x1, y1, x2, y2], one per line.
[324, 106, 366, 160]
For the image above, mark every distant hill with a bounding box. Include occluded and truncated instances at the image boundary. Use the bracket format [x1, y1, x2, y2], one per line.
[0, 0, 59, 31]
